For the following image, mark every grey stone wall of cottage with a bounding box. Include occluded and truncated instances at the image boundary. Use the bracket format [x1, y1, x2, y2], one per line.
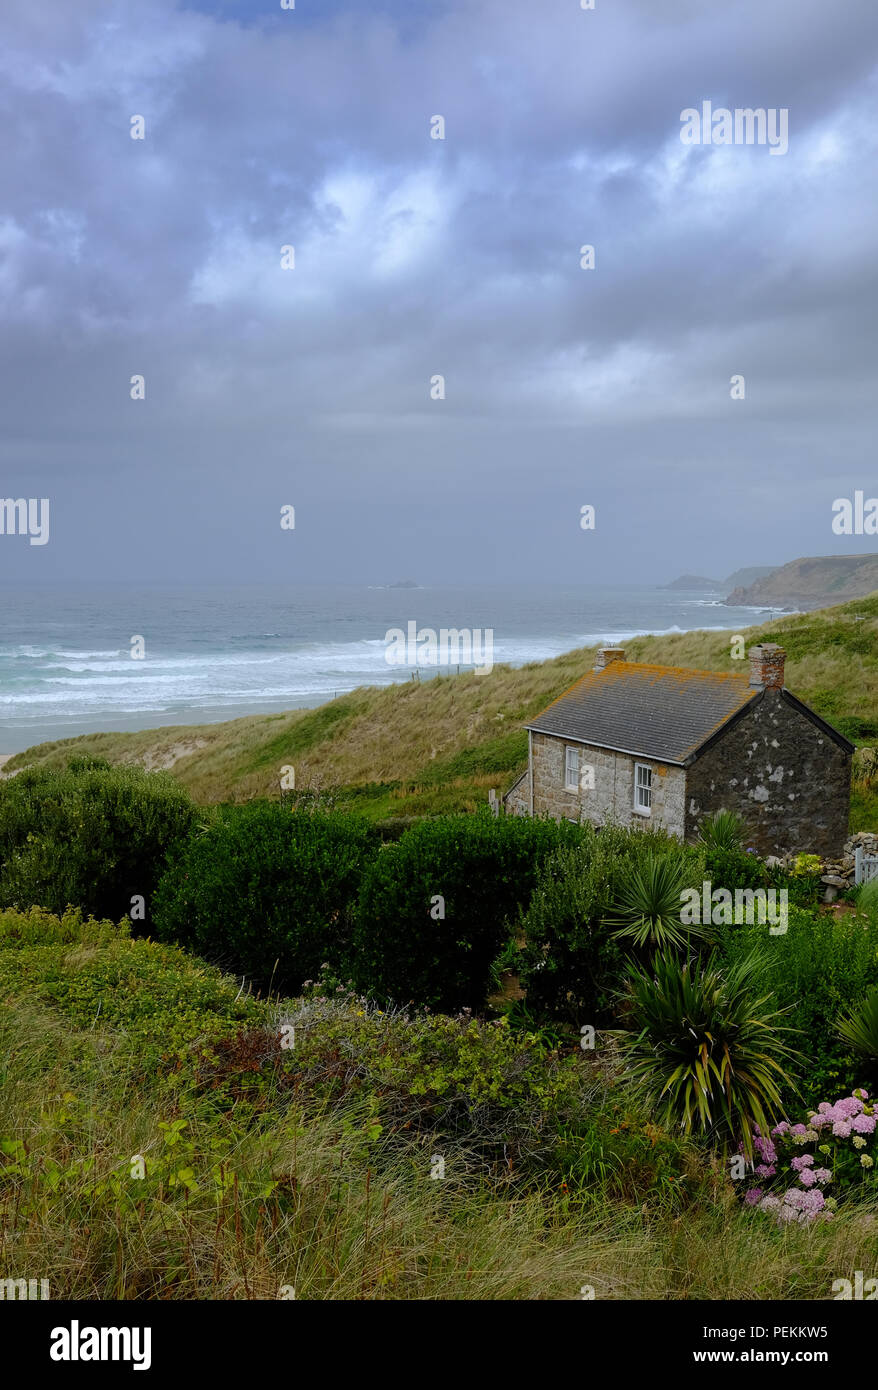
[684, 692, 851, 857]
[530, 731, 687, 837]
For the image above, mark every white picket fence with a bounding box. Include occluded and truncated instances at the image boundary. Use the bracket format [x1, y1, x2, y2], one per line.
[855, 846, 878, 885]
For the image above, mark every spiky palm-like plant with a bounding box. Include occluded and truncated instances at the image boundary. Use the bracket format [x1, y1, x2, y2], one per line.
[697, 809, 748, 854]
[604, 853, 707, 952]
[838, 986, 878, 1065]
[616, 949, 800, 1157]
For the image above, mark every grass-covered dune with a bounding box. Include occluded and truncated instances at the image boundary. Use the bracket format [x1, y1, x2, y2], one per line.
[7, 592, 878, 823]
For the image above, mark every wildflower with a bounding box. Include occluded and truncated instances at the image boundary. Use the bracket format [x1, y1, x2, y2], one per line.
[861, 1155, 874, 1169]
[744, 1189, 763, 1206]
[853, 1135, 867, 1150]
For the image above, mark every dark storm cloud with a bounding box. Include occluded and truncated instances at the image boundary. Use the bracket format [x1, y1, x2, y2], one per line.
[0, 0, 876, 583]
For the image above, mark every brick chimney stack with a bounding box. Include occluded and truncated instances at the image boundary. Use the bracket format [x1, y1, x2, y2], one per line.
[594, 647, 626, 674]
[748, 643, 786, 689]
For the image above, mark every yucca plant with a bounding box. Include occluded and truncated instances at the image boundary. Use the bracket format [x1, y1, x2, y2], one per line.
[604, 853, 707, 951]
[696, 809, 748, 853]
[616, 949, 800, 1157]
[838, 986, 878, 1065]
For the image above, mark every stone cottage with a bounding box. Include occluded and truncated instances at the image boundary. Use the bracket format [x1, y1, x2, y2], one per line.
[503, 644, 853, 857]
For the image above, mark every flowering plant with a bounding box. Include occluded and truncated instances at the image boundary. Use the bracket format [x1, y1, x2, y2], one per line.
[742, 1088, 876, 1222]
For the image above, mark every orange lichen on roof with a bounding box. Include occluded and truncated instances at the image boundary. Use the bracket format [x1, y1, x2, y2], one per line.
[538, 660, 749, 715]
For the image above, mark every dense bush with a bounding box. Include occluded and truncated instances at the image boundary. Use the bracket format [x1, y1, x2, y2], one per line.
[349, 811, 584, 1011]
[718, 903, 878, 1105]
[518, 824, 705, 1025]
[153, 803, 376, 990]
[702, 844, 767, 893]
[0, 759, 196, 924]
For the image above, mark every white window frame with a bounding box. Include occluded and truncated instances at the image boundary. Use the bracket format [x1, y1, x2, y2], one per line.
[565, 746, 580, 792]
[633, 761, 652, 815]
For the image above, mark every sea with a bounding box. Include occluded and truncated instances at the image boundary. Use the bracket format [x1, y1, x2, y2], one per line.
[0, 582, 786, 755]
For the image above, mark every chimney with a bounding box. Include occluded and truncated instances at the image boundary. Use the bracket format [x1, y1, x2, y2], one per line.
[748, 643, 786, 690]
[594, 646, 626, 674]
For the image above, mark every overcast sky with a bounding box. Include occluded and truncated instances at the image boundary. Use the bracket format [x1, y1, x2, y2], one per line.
[1, 0, 876, 586]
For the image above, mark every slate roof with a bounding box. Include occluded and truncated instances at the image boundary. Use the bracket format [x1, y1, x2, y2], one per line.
[525, 662, 761, 765]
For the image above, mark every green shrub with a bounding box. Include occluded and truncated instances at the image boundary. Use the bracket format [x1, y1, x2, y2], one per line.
[0, 761, 196, 924]
[703, 844, 767, 893]
[349, 811, 583, 1011]
[518, 825, 705, 1025]
[153, 803, 376, 990]
[617, 949, 799, 1157]
[718, 904, 878, 1105]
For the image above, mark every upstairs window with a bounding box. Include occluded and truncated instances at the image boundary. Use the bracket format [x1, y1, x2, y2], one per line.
[565, 746, 580, 792]
[634, 762, 652, 814]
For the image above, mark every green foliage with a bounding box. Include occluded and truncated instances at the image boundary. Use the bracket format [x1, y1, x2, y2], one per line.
[194, 993, 699, 1204]
[703, 844, 767, 893]
[792, 853, 822, 877]
[349, 811, 583, 1011]
[838, 987, 878, 1070]
[617, 949, 799, 1157]
[697, 809, 747, 853]
[718, 904, 878, 1105]
[153, 803, 376, 991]
[0, 761, 196, 923]
[605, 851, 709, 952]
[518, 826, 705, 1025]
[0, 907, 267, 1071]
